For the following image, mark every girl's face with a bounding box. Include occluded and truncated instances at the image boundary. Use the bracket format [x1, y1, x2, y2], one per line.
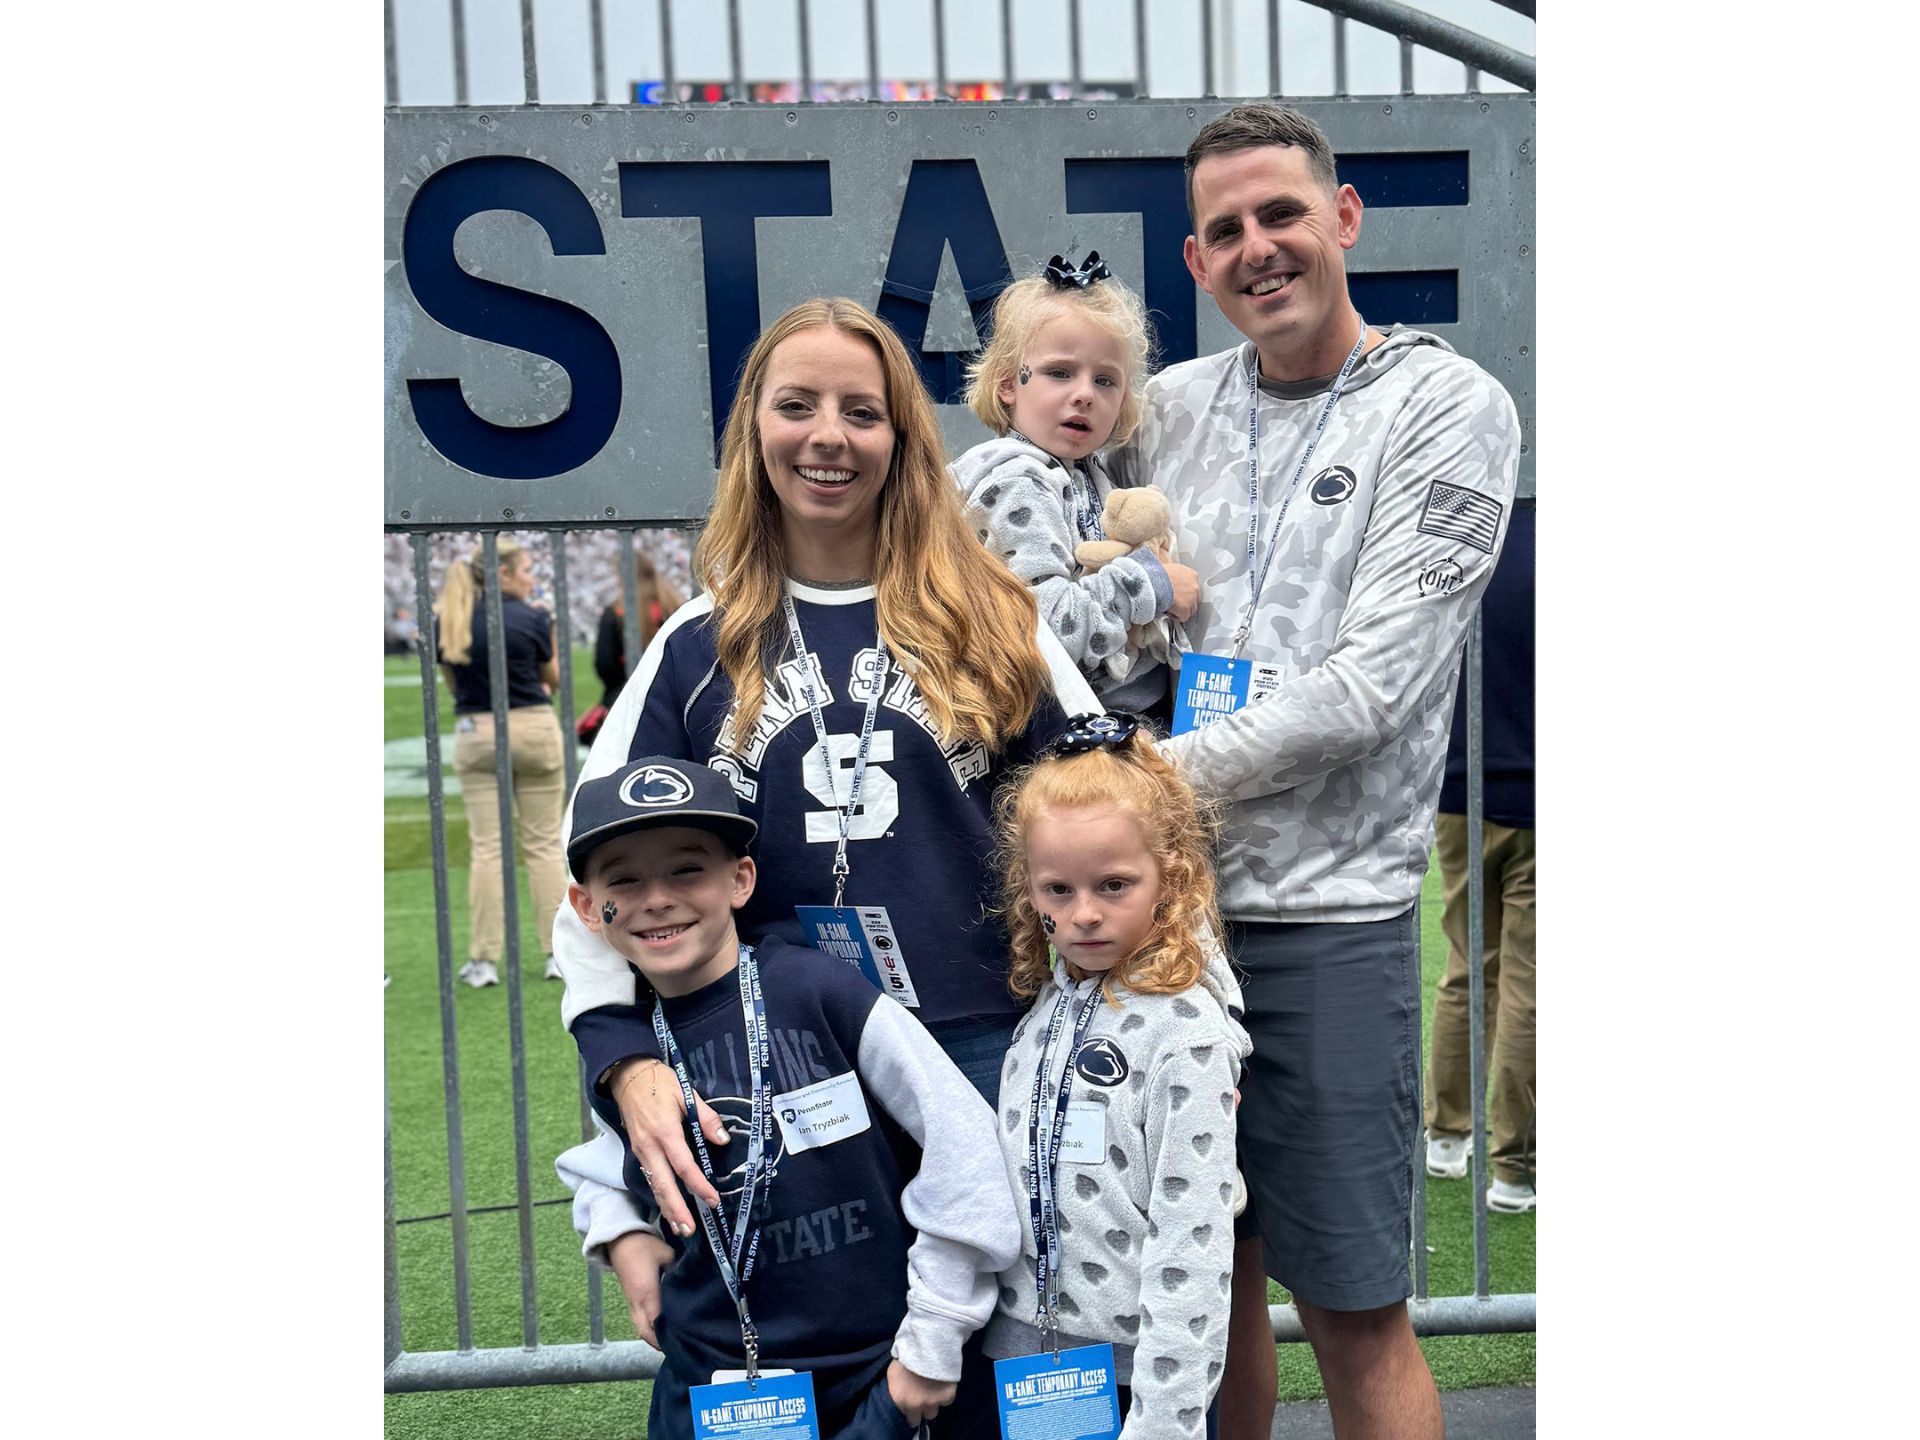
[998, 308, 1129, 462]
[498, 550, 535, 600]
[1025, 803, 1161, 977]
[757, 326, 896, 568]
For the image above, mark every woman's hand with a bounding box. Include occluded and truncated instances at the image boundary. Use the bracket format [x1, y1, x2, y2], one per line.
[610, 1058, 732, 1238]
[604, 1230, 675, 1348]
[885, 1360, 956, 1425]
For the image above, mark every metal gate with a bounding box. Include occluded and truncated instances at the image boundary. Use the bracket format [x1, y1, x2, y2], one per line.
[385, 0, 1536, 1396]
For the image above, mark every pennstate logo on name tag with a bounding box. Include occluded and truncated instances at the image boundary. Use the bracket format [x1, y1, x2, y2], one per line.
[1059, 1102, 1106, 1164]
[772, 1071, 871, 1154]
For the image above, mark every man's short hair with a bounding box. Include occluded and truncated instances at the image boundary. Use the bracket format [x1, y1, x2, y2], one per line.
[1185, 103, 1340, 222]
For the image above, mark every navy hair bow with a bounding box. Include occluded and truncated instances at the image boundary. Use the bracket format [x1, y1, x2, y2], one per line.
[1048, 712, 1141, 757]
[1042, 251, 1113, 290]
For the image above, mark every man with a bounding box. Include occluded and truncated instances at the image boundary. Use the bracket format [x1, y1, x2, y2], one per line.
[1425, 505, 1535, 1215]
[1119, 104, 1521, 1438]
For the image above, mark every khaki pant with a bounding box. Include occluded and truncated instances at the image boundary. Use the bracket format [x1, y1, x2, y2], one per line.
[1423, 813, 1536, 1185]
[453, 706, 567, 964]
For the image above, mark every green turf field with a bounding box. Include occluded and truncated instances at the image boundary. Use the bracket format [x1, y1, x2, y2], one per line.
[383, 653, 1534, 1436]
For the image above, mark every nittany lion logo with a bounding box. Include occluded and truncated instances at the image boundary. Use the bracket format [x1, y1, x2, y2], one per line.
[619, 764, 695, 808]
[1309, 466, 1357, 506]
[1073, 1037, 1130, 1087]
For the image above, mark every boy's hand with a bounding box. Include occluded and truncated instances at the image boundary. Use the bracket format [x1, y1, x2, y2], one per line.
[885, 1361, 956, 1425]
[604, 1230, 675, 1348]
[611, 1058, 731, 1239]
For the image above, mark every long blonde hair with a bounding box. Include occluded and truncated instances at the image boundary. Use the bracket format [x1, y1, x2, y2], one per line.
[434, 535, 526, 666]
[696, 298, 1049, 752]
[994, 731, 1223, 1002]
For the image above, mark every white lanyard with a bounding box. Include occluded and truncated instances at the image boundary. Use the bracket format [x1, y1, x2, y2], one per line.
[1231, 317, 1370, 658]
[781, 593, 886, 908]
[651, 944, 775, 1379]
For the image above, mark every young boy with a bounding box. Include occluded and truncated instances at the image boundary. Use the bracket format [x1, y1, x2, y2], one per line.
[553, 756, 1021, 1439]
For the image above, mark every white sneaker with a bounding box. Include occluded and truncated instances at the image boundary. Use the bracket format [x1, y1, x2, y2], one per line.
[1426, 1130, 1470, 1180]
[1230, 1167, 1249, 1218]
[544, 955, 563, 981]
[461, 959, 500, 989]
[383, 974, 392, 989]
[1487, 1178, 1536, 1214]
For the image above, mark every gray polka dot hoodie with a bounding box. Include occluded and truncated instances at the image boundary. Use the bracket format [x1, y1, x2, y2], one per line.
[952, 435, 1173, 713]
[985, 961, 1240, 1436]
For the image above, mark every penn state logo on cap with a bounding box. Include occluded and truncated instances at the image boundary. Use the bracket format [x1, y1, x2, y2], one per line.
[1309, 465, 1357, 506]
[567, 755, 758, 879]
[1073, 1037, 1130, 1087]
[619, 764, 695, 809]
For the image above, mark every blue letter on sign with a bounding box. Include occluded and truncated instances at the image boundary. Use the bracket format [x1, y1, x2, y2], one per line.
[877, 161, 1011, 403]
[402, 157, 622, 480]
[619, 162, 833, 452]
[1065, 158, 1197, 367]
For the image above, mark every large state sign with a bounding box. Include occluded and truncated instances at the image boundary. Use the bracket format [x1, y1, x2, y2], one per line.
[384, 97, 1533, 529]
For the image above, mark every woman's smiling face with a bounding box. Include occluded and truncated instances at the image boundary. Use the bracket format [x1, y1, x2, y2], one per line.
[757, 325, 896, 577]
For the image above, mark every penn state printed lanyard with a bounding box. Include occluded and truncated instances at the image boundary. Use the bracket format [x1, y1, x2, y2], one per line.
[782, 593, 886, 907]
[651, 943, 777, 1380]
[1026, 976, 1104, 1355]
[1230, 316, 1370, 659]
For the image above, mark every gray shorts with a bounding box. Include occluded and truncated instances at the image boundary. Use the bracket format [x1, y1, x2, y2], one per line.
[1230, 908, 1420, 1312]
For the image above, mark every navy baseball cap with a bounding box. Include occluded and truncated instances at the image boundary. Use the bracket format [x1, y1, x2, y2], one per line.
[566, 756, 759, 880]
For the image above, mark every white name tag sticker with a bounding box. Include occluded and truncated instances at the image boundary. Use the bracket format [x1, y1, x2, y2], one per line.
[1060, 1102, 1107, 1164]
[773, 1071, 872, 1154]
[1248, 661, 1284, 705]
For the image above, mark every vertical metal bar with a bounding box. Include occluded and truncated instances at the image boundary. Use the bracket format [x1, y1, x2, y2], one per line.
[412, 535, 474, 1352]
[933, 0, 948, 96]
[621, 532, 644, 687]
[553, 533, 580, 798]
[385, 1060, 403, 1364]
[1400, 35, 1414, 94]
[798, 0, 813, 98]
[1466, 613, 1491, 1299]
[1067, 0, 1082, 98]
[865, 0, 880, 100]
[480, 534, 541, 1347]
[583, 1055, 608, 1342]
[660, 0, 676, 100]
[1001, 0, 1014, 94]
[1333, 14, 1348, 97]
[1411, 909, 1429, 1300]
[519, 0, 539, 103]
[1266, 0, 1280, 96]
[1133, 0, 1148, 98]
[385, 0, 400, 106]
[1201, 0, 1216, 98]
[727, 0, 745, 101]
[1466, 65, 1481, 93]
[590, 0, 608, 103]
[449, 0, 470, 107]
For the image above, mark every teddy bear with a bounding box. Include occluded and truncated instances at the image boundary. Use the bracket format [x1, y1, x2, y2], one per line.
[1074, 485, 1180, 677]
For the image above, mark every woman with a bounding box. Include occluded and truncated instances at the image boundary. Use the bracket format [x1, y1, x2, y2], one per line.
[579, 547, 687, 746]
[435, 536, 568, 986]
[555, 294, 1098, 1172]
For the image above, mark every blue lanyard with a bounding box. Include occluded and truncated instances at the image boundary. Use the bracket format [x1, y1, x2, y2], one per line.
[781, 592, 887, 907]
[651, 944, 776, 1379]
[1231, 318, 1370, 659]
[1024, 974, 1103, 1354]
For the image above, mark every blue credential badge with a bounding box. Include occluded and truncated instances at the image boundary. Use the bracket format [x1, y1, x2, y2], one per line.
[1172, 652, 1252, 734]
[992, 1344, 1121, 1440]
[689, 1372, 818, 1440]
[795, 905, 920, 1007]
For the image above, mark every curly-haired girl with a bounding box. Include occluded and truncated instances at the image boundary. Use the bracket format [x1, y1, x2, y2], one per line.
[967, 713, 1242, 1436]
[954, 256, 1200, 715]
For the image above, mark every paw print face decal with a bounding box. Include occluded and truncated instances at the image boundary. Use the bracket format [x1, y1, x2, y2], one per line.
[601, 900, 618, 925]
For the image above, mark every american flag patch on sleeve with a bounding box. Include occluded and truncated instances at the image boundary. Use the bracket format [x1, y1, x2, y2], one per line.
[1417, 481, 1504, 554]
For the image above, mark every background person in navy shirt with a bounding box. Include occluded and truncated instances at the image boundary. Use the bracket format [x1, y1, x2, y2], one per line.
[434, 535, 569, 988]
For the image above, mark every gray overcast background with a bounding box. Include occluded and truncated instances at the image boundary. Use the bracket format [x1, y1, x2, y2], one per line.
[390, 0, 1534, 105]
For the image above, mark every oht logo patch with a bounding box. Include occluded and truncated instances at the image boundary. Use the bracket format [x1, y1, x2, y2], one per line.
[1417, 558, 1464, 597]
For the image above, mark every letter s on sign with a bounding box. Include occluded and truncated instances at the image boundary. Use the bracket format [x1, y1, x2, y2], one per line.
[401, 156, 622, 480]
